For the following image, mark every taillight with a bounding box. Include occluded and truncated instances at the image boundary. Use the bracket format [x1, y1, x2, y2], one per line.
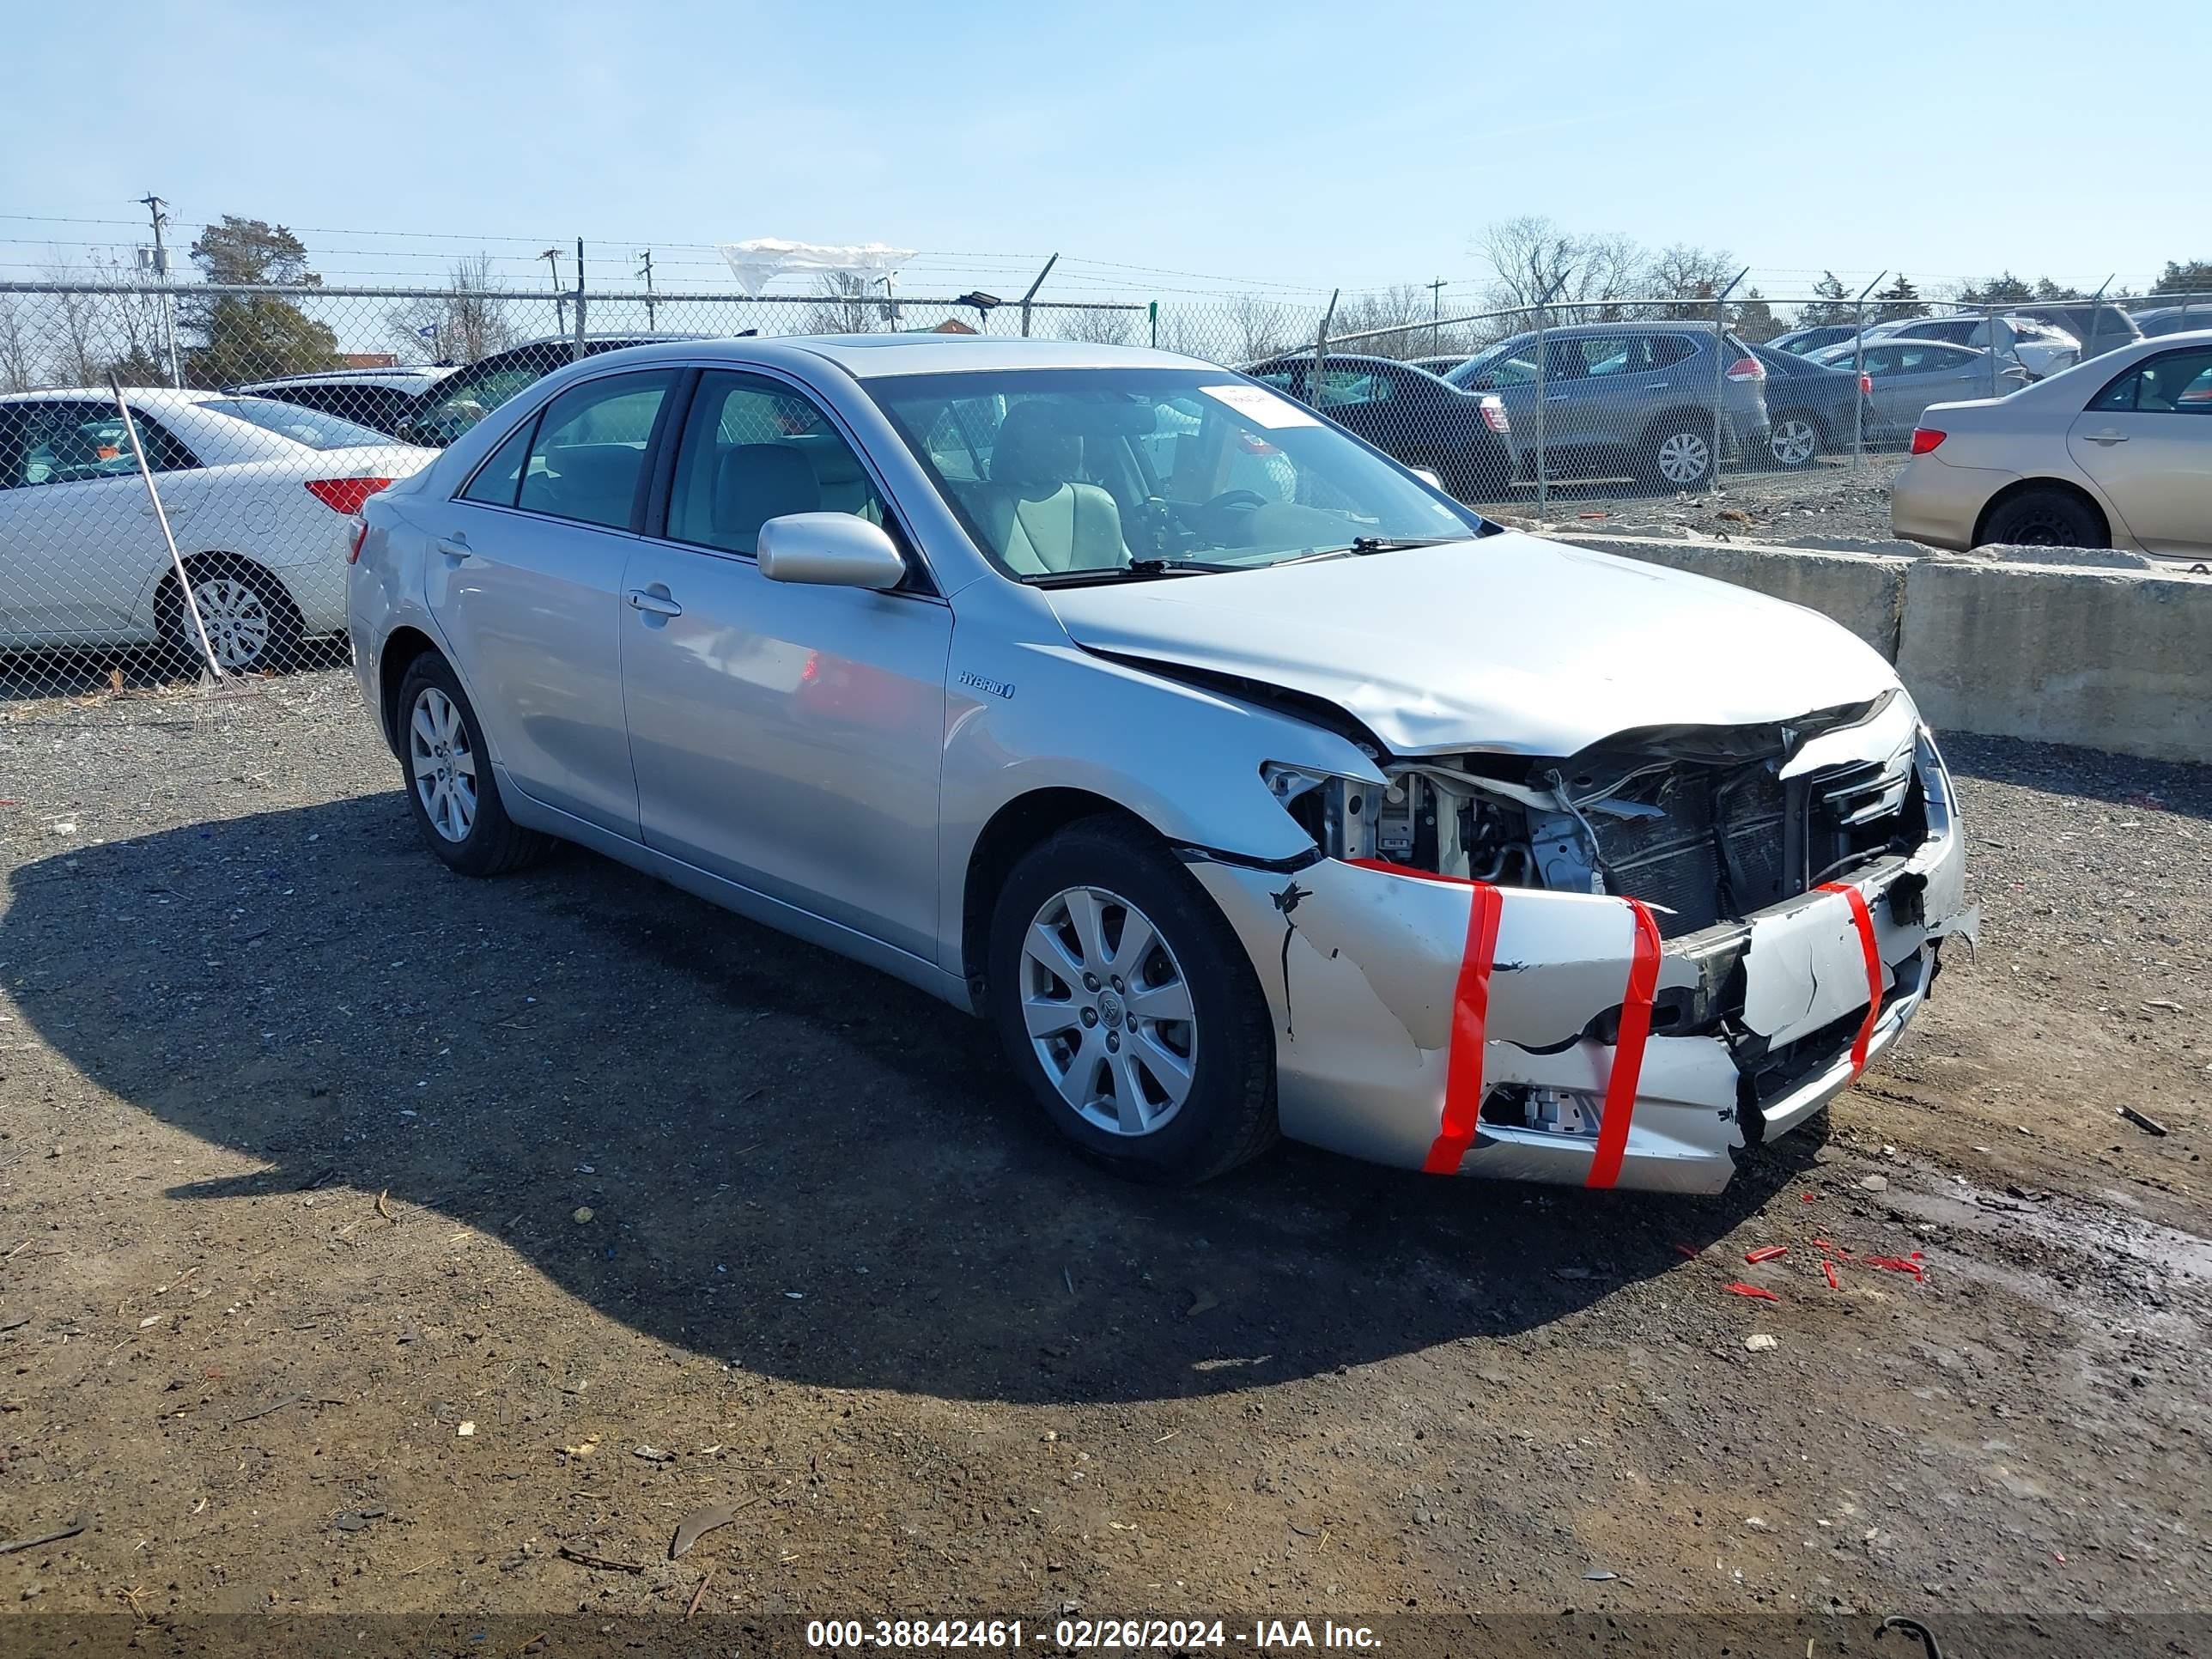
[1859, 373, 1873, 397]
[305, 477, 392, 515]
[1910, 428, 1947, 455]
[346, 516, 371, 564]
[1724, 356, 1765, 382]
[1479, 394, 1510, 435]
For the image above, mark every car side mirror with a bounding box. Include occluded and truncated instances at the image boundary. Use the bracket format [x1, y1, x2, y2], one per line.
[757, 513, 908, 589]
[1411, 467, 1444, 490]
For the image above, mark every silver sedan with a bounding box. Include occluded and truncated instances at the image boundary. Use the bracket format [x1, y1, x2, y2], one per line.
[349, 337, 1976, 1194]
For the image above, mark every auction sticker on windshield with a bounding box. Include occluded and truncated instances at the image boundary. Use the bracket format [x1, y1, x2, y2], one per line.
[1199, 382, 1320, 428]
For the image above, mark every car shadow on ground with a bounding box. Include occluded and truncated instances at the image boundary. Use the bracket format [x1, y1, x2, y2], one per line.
[4, 793, 1820, 1406]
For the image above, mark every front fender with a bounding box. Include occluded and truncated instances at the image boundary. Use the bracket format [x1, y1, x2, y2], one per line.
[936, 635, 1377, 975]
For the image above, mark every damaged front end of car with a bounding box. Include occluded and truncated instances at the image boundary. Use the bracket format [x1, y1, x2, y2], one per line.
[1185, 689, 1978, 1194]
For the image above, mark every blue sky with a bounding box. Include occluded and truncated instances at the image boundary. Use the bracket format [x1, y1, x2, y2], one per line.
[3, 0, 2205, 307]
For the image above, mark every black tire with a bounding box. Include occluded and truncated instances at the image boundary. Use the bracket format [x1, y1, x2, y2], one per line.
[1978, 488, 2106, 550]
[1638, 411, 1716, 490]
[1767, 410, 1825, 470]
[394, 652, 551, 877]
[988, 817, 1277, 1184]
[157, 554, 305, 675]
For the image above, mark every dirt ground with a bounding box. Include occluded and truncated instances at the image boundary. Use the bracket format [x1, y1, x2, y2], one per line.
[1486, 456, 1909, 548]
[0, 671, 2206, 1656]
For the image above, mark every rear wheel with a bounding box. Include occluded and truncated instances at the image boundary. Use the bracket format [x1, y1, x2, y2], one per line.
[158, 555, 304, 674]
[1640, 414, 1715, 489]
[988, 818, 1276, 1183]
[1978, 488, 2106, 549]
[395, 652, 550, 876]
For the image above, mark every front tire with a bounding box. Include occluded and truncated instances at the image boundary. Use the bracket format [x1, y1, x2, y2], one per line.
[1767, 411, 1823, 470]
[988, 818, 1276, 1183]
[395, 653, 550, 876]
[1978, 488, 2106, 550]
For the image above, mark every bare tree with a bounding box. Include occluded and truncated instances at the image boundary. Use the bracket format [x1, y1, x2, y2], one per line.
[1476, 216, 1644, 322]
[0, 295, 36, 392]
[805, 271, 881, 335]
[388, 254, 517, 364]
[1329, 285, 1433, 358]
[42, 261, 103, 386]
[1229, 294, 1291, 362]
[1643, 243, 1738, 318]
[1056, 307, 1139, 345]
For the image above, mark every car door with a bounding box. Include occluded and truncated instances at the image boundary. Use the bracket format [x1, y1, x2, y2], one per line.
[619, 367, 952, 961]
[424, 367, 678, 838]
[0, 398, 191, 644]
[2067, 344, 2212, 555]
[1870, 344, 1990, 434]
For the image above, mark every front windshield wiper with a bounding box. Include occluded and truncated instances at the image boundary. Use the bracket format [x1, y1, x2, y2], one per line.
[1024, 558, 1243, 587]
[1342, 534, 1475, 556]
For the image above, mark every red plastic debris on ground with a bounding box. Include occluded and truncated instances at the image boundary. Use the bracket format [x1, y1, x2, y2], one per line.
[1724, 1282, 1781, 1302]
[1811, 1239, 1854, 1258]
[1823, 1261, 1842, 1291]
[1861, 1255, 1926, 1280]
[1743, 1245, 1790, 1264]
[1674, 1243, 1701, 1259]
[1802, 1192, 1817, 1202]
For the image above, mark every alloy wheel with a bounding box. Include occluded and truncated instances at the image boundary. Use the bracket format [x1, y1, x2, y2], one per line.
[1770, 418, 1818, 467]
[410, 686, 478, 843]
[1019, 885, 1197, 1137]
[189, 575, 274, 669]
[1656, 429, 1711, 485]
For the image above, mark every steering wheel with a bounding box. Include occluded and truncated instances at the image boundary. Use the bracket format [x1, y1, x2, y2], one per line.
[1201, 489, 1269, 514]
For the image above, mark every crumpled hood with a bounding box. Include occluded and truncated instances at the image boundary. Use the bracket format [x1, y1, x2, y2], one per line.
[1043, 531, 1903, 757]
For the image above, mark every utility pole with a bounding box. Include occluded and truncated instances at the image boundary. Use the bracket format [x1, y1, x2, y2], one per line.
[637, 250, 656, 330]
[137, 192, 182, 387]
[541, 247, 566, 335]
[1426, 276, 1446, 356]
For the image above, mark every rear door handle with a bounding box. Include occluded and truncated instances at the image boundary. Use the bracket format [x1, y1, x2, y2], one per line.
[627, 587, 684, 617]
[435, 536, 472, 560]
[2084, 431, 2130, 446]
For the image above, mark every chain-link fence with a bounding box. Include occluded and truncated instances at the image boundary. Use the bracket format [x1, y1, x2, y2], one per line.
[1, 270, 2203, 696]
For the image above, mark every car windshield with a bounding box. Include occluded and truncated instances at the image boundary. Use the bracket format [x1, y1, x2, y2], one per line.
[1443, 342, 1539, 388]
[199, 398, 388, 450]
[866, 368, 1482, 584]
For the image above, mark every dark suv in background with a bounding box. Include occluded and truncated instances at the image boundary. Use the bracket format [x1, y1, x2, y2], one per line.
[226, 365, 457, 437]
[1442, 320, 1771, 489]
[392, 334, 707, 446]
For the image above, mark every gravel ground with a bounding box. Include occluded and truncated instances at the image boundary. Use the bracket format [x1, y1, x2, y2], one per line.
[1486, 457, 1910, 547]
[0, 672, 2206, 1655]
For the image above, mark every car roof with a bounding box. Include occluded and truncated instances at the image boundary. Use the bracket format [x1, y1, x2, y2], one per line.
[230, 367, 457, 390]
[573, 334, 1216, 380]
[0, 387, 222, 405]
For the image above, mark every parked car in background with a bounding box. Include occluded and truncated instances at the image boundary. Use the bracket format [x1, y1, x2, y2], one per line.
[0, 390, 434, 670]
[1769, 323, 1868, 357]
[1892, 331, 2212, 556]
[2131, 303, 2212, 338]
[1243, 353, 1516, 499]
[1849, 313, 2079, 380]
[1809, 339, 2028, 444]
[1438, 321, 1770, 489]
[395, 334, 707, 447]
[2008, 302, 2142, 360]
[1748, 344, 1870, 468]
[350, 334, 1973, 1194]
[228, 365, 458, 439]
[1407, 353, 1474, 377]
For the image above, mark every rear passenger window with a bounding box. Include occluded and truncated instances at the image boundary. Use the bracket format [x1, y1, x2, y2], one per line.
[1645, 336, 1696, 369]
[514, 371, 673, 530]
[665, 370, 891, 556]
[460, 413, 540, 507]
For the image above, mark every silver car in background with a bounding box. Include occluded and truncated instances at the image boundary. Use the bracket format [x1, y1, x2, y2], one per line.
[349, 337, 1975, 1195]
[1892, 330, 2212, 556]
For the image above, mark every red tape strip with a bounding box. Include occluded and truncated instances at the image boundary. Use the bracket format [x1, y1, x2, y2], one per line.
[1421, 884, 1503, 1173]
[1816, 881, 1883, 1077]
[1586, 898, 1662, 1190]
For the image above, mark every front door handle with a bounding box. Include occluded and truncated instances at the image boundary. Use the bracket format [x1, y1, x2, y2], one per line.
[627, 587, 684, 618]
[435, 535, 472, 560]
[2083, 430, 2130, 446]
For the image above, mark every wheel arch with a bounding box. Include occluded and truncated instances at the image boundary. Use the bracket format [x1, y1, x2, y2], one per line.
[1970, 477, 2111, 549]
[960, 788, 1163, 1002]
[376, 624, 445, 756]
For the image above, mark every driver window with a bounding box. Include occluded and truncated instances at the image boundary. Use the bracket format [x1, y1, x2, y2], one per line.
[667, 370, 892, 556]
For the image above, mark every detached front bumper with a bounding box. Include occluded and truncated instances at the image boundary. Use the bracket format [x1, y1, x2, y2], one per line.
[1188, 744, 1975, 1195]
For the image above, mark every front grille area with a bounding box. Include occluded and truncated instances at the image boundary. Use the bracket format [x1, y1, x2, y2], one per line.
[1595, 766, 1791, 937]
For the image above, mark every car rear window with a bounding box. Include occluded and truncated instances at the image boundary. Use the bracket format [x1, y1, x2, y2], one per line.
[199, 398, 391, 450]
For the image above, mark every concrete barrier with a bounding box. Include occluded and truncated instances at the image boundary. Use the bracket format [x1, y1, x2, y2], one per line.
[1896, 556, 2211, 765]
[1553, 532, 2212, 765]
[1559, 533, 1911, 658]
